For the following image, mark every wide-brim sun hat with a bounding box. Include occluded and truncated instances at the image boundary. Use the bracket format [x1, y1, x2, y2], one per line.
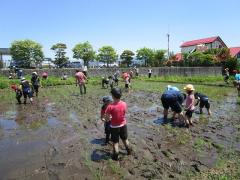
[184, 84, 195, 91]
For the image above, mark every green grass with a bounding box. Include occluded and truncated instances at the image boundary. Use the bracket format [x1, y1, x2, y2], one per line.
[138, 75, 224, 84]
[186, 149, 240, 180]
[164, 124, 192, 145]
[194, 138, 212, 152]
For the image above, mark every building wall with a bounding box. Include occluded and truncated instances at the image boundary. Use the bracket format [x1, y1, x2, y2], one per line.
[181, 45, 196, 53]
[212, 40, 224, 48]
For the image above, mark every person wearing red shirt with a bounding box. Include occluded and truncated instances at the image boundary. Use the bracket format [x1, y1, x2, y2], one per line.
[122, 72, 131, 90]
[105, 87, 132, 160]
[75, 69, 87, 95]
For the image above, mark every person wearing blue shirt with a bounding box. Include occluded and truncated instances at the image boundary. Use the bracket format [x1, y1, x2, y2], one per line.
[234, 70, 240, 96]
[167, 85, 180, 91]
[161, 88, 185, 121]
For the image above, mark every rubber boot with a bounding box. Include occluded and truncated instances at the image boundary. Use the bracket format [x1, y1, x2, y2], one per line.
[105, 134, 110, 144]
[112, 153, 119, 161]
[126, 147, 132, 155]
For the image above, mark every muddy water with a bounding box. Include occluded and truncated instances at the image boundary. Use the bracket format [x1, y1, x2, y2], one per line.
[0, 89, 239, 179]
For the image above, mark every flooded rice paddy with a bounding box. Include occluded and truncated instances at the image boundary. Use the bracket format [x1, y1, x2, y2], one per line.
[0, 81, 240, 179]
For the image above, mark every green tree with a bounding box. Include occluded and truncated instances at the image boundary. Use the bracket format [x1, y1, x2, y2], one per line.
[97, 46, 117, 67]
[215, 48, 231, 63]
[153, 50, 166, 66]
[136, 48, 154, 66]
[225, 57, 238, 72]
[120, 50, 134, 67]
[51, 43, 69, 68]
[10, 40, 44, 68]
[72, 41, 95, 67]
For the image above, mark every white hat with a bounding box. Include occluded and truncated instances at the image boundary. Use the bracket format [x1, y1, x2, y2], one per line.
[21, 77, 26, 81]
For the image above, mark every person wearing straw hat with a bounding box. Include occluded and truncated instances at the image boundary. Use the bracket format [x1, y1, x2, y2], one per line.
[184, 84, 195, 128]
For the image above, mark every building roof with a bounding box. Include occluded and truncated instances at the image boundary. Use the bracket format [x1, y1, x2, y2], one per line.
[180, 36, 227, 48]
[229, 47, 240, 57]
[0, 48, 10, 55]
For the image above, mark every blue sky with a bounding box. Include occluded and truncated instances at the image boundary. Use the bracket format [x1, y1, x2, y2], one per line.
[1, 0, 240, 59]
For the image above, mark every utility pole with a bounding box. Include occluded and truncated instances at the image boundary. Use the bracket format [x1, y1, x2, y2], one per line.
[167, 33, 170, 60]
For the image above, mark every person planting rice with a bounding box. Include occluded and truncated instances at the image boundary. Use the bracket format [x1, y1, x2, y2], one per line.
[31, 72, 41, 97]
[11, 84, 22, 104]
[20, 77, 33, 104]
[223, 68, 229, 84]
[194, 92, 211, 115]
[184, 84, 195, 128]
[104, 87, 132, 161]
[166, 85, 180, 91]
[234, 70, 240, 96]
[135, 67, 139, 77]
[75, 69, 87, 95]
[129, 70, 134, 79]
[113, 70, 120, 86]
[148, 67, 152, 78]
[123, 72, 131, 91]
[100, 96, 113, 145]
[108, 76, 114, 89]
[102, 76, 109, 88]
[161, 86, 185, 122]
[42, 72, 48, 80]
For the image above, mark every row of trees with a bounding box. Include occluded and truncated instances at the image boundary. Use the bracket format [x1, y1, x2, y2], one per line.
[9, 39, 238, 70]
[167, 48, 238, 72]
[9, 40, 167, 68]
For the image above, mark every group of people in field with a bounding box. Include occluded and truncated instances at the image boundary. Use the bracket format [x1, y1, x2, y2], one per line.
[9, 66, 240, 161]
[11, 72, 41, 104]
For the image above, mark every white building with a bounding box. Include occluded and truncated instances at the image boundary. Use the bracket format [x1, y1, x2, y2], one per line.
[0, 48, 11, 68]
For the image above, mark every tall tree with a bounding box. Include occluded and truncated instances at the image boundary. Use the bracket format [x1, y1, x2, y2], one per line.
[120, 50, 134, 67]
[72, 41, 95, 67]
[51, 43, 69, 68]
[215, 48, 231, 63]
[10, 40, 44, 68]
[136, 48, 154, 66]
[97, 46, 117, 67]
[153, 50, 166, 66]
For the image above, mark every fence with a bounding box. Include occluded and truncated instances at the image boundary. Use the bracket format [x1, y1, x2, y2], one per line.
[0, 67, 222, 77]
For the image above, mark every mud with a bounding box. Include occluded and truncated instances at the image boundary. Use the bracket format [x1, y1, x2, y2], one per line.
[0, 86, 239, 179]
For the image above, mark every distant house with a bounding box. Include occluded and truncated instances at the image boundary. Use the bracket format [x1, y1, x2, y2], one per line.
[229, 47, 240, 59]
[0, 48, 11, 67]
[180, 36, 227, 53]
